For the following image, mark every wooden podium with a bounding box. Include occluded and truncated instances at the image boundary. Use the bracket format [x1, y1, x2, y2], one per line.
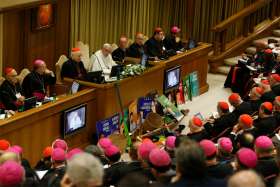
[65, 42, 212, 121]
[0, 88, 98, 165]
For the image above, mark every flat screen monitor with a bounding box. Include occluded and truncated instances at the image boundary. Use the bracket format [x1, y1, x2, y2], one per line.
[164, 66, 181, 93]
[110, 65, 124, 78]
[140, 53, 148, 67]
[63, 104, 86, 137]
[87, 71, 103, 83]
[187, 38, 197, 50]
[24, 97, 37, 111]
[71, 81, 80, 94]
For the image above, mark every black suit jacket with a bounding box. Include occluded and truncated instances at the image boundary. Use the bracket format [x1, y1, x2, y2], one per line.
[232, 102, 253, 120]
[127, 43, 144, 58]
[0, 80, 23, 110]
[144, 37, 164, 58]
[112, 47, 126, 62]
[272, 84, 280, 96]
[187, 130, 210, 142]
[256, 156, 279, 187]
[254, 116, 278, 136]
[261, 91, 276, 103]
[61, 59, 87, 80]
[163, 34, 183, 51]
[22, 71, 56, 98]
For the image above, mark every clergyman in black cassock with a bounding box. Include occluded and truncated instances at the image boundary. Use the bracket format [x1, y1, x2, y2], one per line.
[163, 26, 183, 51]
[0, 67, 24, 110]
[144, 27, 166, 60]
[22, 59, 56, 101]
[112, 36, 128, 62]
[61, 48, 87, 80]
[127, 32, 145, 58]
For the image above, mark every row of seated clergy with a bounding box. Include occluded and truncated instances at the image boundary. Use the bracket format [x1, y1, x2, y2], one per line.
[111, 26, 183, 62]
[0, 60, 56, 111]
[60, 26, 184, 81]
[61, 45, 117, 81]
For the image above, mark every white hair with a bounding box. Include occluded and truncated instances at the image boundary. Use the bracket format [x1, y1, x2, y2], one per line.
[71, 51, 81, 58]
[228, 170, 265, 187]
[66, 153, 104, 187]
[0, 152, 21, 164]
[102, 43, 112, 50]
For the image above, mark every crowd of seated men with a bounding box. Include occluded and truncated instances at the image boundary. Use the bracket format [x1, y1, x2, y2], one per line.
[61, 26, 184, 81]
[0, 72, 280, 187]
[2, 26, 280, 187]
[0, 60, 56, 112]
[225, 38, 280, 97]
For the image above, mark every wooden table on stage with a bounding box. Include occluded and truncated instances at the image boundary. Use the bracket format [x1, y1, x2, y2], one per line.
[64, 42, 212, 121]
[0, 88, 97, 166]
[150, 42, 212, 94]
[64, 63, 166, 121]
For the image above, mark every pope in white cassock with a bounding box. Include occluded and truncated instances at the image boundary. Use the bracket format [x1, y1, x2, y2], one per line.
[68, 111, 82, 131]
[167, 71, 178, 87]
[89, 43, 117, 80]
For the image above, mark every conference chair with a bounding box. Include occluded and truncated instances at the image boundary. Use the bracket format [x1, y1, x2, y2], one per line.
[127, 38, 133, 46]
[111, 43, 118, 52]
[18, 68, 30, 86]
[76, 41, 90, 71]
[55, 54, 68, 84]
[0, 76, 5, 86]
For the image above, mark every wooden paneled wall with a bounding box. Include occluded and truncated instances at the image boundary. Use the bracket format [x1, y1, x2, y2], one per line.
[2, 0, 70, 73]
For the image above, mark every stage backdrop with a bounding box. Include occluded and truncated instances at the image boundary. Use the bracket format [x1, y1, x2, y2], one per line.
[0, 0, 70, 74]
[70, 0, 271, 53]
[70, 0, 190, 53]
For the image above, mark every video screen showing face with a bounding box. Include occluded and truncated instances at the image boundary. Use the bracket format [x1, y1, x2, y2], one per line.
[65, 106, 86, 134]
[166, 68, 180, 89]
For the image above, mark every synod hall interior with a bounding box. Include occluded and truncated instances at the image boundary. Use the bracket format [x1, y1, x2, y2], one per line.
[0, 0, 280, 187]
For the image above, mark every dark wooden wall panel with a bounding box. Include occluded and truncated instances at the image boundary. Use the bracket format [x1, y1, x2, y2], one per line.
[55, 0, 70, 59]
[186, 0, 195, 38]
[2, 0, 70, 72]
[24, 9, 57, 70]
[3, 11, 25, 72]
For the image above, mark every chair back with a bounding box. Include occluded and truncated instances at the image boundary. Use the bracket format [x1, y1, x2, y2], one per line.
[0, 77, 5, 86]
[55, 55, 68, 84]
[76, 41, 90, 71]
[18, 69, 30, 86]
[111, 43, 118, 52]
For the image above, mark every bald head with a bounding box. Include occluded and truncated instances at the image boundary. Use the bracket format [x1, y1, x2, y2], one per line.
[135, 32, 144, 46]
[119, 36, 128, 49]
[228, 170, 265, 187]
[239, 133, 255, 149]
